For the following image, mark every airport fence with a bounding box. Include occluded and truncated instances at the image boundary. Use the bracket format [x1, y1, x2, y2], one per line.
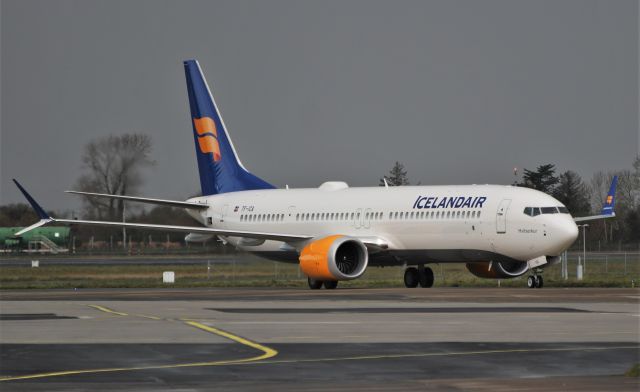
[2, 250, 638, 289]
[557, 251, 640, 278]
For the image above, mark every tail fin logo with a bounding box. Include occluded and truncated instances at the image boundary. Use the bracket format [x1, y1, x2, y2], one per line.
[193, 117, 221, 162]
[606, 195, 613, 205]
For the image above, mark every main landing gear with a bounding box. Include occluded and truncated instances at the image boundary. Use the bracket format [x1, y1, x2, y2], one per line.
[526, 274, 544, 289]
[308, 277, 338, 290]
[404, 265, 434, 288]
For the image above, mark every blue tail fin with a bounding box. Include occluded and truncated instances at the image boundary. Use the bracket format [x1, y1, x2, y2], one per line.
[184, 59, 275, 195]
[600, 175, 618, 216]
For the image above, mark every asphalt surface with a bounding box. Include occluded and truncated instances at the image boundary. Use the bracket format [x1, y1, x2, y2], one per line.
[0, 287, 638, 391]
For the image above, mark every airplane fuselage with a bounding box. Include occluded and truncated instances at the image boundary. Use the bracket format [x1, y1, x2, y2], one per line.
[187, 183, 579, 266]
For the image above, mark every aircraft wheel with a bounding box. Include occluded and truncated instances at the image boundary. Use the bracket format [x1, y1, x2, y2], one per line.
[323, 280, 338, 290]
[527, 275, 535, 289]
[404, 267, 419, 288]
[308, 277, 323, 290]
[419, 267, 434, 288]
[534, 275, 544, 288]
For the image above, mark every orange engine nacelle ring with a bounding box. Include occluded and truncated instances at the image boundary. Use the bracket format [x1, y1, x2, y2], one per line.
[299, 235, 368, 281]
[466, 261, 529, 279]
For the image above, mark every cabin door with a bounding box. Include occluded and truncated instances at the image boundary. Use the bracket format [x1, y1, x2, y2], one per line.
[496, 199, 511, 234]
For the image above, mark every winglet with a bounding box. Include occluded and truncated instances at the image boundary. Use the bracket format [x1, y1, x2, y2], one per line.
[600, 175, 618, 216]
[12, 179, 51, 220]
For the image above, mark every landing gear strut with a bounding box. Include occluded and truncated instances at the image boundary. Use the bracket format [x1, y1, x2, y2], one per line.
[404, 265, 434, 288]
[527, 273, 544, 289]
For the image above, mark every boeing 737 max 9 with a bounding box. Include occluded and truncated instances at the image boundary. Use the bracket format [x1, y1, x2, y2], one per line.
[13, 59, 618, 289]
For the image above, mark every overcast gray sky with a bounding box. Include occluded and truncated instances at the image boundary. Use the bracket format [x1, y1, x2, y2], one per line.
[1, 0, 638, 211]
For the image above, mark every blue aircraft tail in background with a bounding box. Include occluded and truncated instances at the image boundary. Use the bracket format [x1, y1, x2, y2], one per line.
[600, 175, 618, 216]
[184, 59, 275, 196]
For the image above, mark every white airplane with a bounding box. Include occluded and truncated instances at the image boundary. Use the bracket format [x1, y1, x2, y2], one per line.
[14, 59, 618, 290]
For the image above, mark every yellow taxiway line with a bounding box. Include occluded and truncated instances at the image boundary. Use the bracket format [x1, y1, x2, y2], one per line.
[0, 305, 278, 382]
[87, 305, 128, 316]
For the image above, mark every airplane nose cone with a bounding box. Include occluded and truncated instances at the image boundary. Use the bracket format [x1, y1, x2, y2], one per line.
[552, 218, 579, 253]
[565, 220, 579, 244]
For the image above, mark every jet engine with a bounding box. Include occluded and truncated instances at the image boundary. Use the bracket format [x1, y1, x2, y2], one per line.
[466, 261, 529, 279]
[299, 235, 368, 281]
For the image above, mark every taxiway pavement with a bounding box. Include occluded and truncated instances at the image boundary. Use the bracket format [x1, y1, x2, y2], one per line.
[1, 287, 638, 391]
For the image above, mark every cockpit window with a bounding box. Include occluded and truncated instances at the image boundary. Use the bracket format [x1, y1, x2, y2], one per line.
[557, 206, 569, 214]
[541, 207, 558, 214]
[524, 207, 543, 217]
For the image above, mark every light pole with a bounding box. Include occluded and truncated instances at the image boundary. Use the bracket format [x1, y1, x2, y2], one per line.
[578, 224, 589, 273]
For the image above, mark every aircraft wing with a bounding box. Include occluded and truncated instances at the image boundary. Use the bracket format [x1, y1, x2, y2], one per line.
[65, 190, 208, 210]
[573, 176, 618, 223]
[13, 180, 311, 243]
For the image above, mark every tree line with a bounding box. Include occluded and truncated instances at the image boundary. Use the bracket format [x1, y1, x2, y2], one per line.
[2, 134, 638, 250]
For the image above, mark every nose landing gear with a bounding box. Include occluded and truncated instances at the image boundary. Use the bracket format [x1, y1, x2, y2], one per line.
[526, 273, 544, 289]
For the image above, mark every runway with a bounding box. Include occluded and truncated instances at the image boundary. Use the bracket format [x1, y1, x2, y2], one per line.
[1, 288, 638, 391]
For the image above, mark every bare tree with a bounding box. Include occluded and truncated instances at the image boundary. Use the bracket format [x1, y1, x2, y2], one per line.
[75, 134, 155, 220]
